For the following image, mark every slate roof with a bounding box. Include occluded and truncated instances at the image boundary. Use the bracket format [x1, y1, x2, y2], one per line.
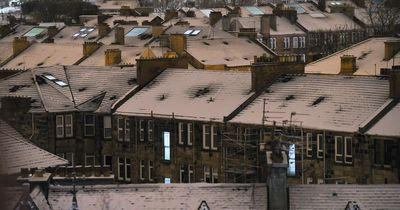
[0, 119, 68, 175]
[116, 68, 253, 122]
[367, 101, 400, 137]
[45, 183, 267, 210]
[297, 12, 361, 32]
[289, 185, 400, 210]
[0, 65, 137, 113]
[230, 74, 390, 133]
[305, 37, 400, 76]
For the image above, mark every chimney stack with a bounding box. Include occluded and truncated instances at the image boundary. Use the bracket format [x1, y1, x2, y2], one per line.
[47, 26, 58, 38]
[260, 15, 270, 36]
[12, 37, 29, 55]
[251, 55, 305, 92]
[114, 26, 125, 45]
[390, 66, 400, 99]
[152, 25, 164, 38]
[209, 11, 222, 26]
[384, 40, 400, 61]
[105, 49, 122, 66]
[83, 42, 101, 57]
[340, 55, 357, 74]
[266, 143, 288, 210]
[169, 34, 187, 55]
[98, 23, 111, 37]
[165, 9, 178, 22]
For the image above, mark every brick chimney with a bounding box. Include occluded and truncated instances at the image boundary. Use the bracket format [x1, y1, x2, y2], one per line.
[251, 55, 305, 92]
[98, 23, 111, 37]
[384, 40, 400, 61]
[340, 55, 357, 74]
[390, 66, 400, 99]
[165, 9, 178, 22]
[209, 11, 222, 26]
[266, 147, 288, 210]
[169, 34, 187, 55]
[13, 37, 30, 55]
[261, 15, 277, 36]
[83, 42, 101, 57]
[105, 49, 122, 66]
[47, 26, 58, 38]
[114, 26, 125, 45]
[152, 25, 164, 38]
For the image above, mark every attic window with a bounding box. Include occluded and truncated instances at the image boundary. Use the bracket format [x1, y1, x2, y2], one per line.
[312, 96, 325, 106]
[184, 29, 193, 35]
[55, 80, 68, 87]
[43, 74, 56, 80]
[190, 29, 201, 36]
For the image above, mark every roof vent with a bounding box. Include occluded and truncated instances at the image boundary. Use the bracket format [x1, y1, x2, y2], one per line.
[285, 95, 295, 100]
[312, 96, 325, 106]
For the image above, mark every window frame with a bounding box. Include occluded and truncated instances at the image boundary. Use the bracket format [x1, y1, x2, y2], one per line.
[148, 160, 154, 181]
[306, 133, 313, 157]
[202, 124, 211, 149]
[140, 160, 145, 180]
[139, 120, 145, 141]
[117, 117, 124, 141]
[211, 125, 218, 151]
[178, 122, 185, 145]
[335, 136, 344, 163]
[317, 134, 324, 159]
[103, 116, 112, 139]
[118, 157, 124, 181]
[187, 123, 193, 146]
[84, 114, 95, 137]
[344, 137, 353, 164]
[125, 158, 131, 181]
[293, 37, 298, 48]
[84, 153, 95, 167]
[163, 131, 171, 161]
[124, 118, 130, 142]
[56, 115, 64, 138]
[148, 120, 153, 142]
[204, 166, 211, 183]
[103, 155, 112, 168]
[65, 114, 73, 137]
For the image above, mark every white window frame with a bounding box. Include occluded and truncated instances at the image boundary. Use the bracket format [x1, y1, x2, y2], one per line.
[163, 131, 171, 161]
[65, 114, 73, 137]
[204, 166, 211, 183]
[306, 133, 312, 157]
[300, 37, 306, 48]
[139, 120, 145, 141]
[187, 123, 193, 146]
[293, 37, 298, 48]
[85, 153, 95, 167]
[117, 117, 124, 141]
[212, 168, 218, 183]
[317, 134, 324, 159]
[335, 136, 344, 163]
[140, 160, 145, 180]
[103, 116, 112, 139]
[178, 122, 185, 145]
[84, 114, 95, 137]
[179, 164, 185, 183]
[203, 125, 211, 149]
[124, 118, 130, 142]
[284, 37, 290, 49]
[103, 155, 112, 167]
[344, 137, 352, 164]
[118, 157, 124, 180]
[269, 37, 276, 49]
[148, 120, 153, 141]
[148, 160, 153, 181]
[188, 164, 194, 183]
[125, 158, 131, 181]
[56, 115, 64, 138]
[211, 125, 218, 150]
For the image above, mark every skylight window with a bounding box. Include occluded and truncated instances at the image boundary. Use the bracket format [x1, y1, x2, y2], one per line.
[43, 74, 56, 80]
[55, 80, 68, 87]
[190, 29, 201, 36]
[126, 27, 148, 37]
[72, 27, 95, 39]
[184, 29, 193, 35]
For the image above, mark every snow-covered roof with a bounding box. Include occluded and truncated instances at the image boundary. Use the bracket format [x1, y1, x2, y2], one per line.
[45, 183, 267, 210]
[367, 101, 400, 137]
[230, 74, 389, 133]
[290, 185, 400, 210]
[297, 12, 361, 32]
[0, 119, 68, 175]
[0, 65, 137, 113]
[115, 68, 253, 122]
[306, 37, 400, 76]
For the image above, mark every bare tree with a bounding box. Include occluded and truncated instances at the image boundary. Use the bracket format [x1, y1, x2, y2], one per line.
[364, 0, 400, 35]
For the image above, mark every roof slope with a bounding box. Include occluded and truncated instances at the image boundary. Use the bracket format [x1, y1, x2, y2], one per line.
[305, 37, 400, 76]
[367, 101, 400, 137]
[289, 185, 400, 210]
[230, 74, 389, 132]
[0, 119, 68, 175]
[46, 183, 267, 210]
[116, 68, 253, 122]
[0, 66, 137, 113]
